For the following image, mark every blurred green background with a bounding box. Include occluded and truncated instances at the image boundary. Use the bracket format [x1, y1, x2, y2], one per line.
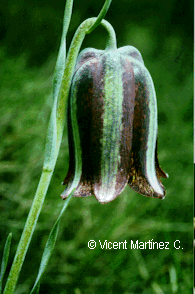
[0, 0, 193, 293]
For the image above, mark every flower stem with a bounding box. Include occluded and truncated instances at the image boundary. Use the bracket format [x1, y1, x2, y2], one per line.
[101, 20, 117, 50]
[3, 170, 53, 294]
[87, 0, 113, 34]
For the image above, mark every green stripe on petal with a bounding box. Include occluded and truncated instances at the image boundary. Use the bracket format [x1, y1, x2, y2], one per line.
[143, 68, 164, 196]
[95, 51, 124, 203]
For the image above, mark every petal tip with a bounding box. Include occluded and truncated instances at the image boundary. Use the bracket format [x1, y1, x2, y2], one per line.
[94, 190, 118, 204]
[60, 190, 68, 200]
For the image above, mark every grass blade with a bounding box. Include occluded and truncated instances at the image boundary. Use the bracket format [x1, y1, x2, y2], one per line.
[0, 233, 12, 293]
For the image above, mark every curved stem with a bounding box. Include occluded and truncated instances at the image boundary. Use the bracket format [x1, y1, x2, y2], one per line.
[101, 19, 117, 50]
[87, 0, 113, 34]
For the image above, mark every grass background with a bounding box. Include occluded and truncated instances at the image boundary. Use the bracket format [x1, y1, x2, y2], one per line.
[0, 0, 193, 293]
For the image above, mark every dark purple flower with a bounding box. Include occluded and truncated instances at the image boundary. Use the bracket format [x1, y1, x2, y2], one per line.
[61, 46, 168, 203]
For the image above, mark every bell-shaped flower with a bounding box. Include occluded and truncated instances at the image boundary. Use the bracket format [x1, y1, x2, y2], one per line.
[61, 45, 168, 203]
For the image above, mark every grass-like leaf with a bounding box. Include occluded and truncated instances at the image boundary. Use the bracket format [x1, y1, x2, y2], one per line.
[0, 233, 12, 293]
[30, 223, 59, 293]
[30, 193, 73, 294]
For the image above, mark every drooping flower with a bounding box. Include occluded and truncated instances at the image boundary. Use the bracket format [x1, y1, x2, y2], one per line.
[61, 45, 168, 203]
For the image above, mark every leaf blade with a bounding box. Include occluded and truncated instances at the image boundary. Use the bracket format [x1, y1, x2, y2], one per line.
[0, 233, 12, 293]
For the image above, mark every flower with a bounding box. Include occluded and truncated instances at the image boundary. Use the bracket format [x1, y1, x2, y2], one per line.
[61, 46, 168, 203]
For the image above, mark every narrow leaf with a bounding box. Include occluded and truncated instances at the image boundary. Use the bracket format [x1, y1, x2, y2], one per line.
[0, 233, 12, 293]
[30, 222, 59, 294]
[30, 193, 73, 294]
[53, 0, 74, 99]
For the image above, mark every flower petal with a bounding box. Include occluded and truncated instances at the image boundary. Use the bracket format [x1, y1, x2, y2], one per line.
[120, 46, 166, 198]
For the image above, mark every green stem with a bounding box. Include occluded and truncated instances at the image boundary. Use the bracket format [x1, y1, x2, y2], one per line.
[3, 170, 53, 294]
[87, 0, 113, 34]
[101, 19, 117, 50]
